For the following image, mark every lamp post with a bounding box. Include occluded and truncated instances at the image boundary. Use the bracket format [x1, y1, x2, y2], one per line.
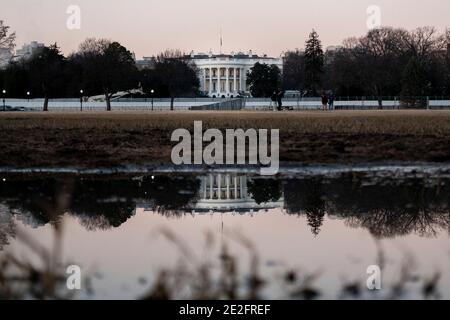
[27, 91, 31, 103]
[2, 90, 6, 111]
[80, 89, 84, 112]
[151, 89, 155, 111]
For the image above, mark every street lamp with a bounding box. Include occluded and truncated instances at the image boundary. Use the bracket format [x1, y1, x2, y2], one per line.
[2, 90, 6, 111]
[151, 89, 155, 111]
[80, 89, 84, 112]
[27, 91, 31, 103]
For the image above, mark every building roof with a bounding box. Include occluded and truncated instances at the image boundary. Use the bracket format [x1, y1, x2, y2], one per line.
[189, 51, 280, 60]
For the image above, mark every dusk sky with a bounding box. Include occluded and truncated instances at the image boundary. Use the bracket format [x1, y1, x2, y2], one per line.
[2, 0, 449, 58]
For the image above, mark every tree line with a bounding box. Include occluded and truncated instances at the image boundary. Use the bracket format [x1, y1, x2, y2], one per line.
[213, 27, 450, 105]
[283, 27, 450, 107]
[1, 23, 199, 110]
[1, 19, 450, 110]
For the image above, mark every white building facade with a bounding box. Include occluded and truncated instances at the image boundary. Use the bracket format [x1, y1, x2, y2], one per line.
[189, 51, 283, 98]
[15, 41, 45, 61]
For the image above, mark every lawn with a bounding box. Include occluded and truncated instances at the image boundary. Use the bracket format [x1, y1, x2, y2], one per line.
[1, 110, 449, 168]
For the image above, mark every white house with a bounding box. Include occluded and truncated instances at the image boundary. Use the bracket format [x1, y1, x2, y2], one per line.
[189, 51, 283, 98]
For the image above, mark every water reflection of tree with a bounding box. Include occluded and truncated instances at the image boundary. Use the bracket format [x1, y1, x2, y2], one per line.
[283, 175, 450, 238]
[284, 179, 327, 236]
[0, 205, 16, 250]
[344, 209, 450, 238]
[0, 175, 199, 230]
[247, 179, 282, 205]
[143, 176, 199, 216]
[0, 174, 448, 237]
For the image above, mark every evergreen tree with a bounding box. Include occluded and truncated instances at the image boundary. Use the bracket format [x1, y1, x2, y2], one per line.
[246, 62, 281, 97]
[306, 210, 325, 237]
[304, 29, 324, 95]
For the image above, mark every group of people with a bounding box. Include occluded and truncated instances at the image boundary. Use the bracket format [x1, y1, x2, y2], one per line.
[321, 92, 335, 111]
[270, 90, 335, 111]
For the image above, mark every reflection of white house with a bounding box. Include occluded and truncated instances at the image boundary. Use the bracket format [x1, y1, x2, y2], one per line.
[189, 51, 283, 98]
[192, 174, 284, 214]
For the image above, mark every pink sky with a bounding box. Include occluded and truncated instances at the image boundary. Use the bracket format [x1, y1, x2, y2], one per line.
[2, 0, 449, 58]
[8, 209, 450, 299]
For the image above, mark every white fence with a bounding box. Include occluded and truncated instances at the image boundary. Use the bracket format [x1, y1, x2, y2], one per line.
[245, 98, 450, 110]
[2, 97, 450, 111]
[2, 98, 214, 111]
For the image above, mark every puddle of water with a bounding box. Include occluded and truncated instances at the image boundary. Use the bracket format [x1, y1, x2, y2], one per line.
[0, 170, 449, 299]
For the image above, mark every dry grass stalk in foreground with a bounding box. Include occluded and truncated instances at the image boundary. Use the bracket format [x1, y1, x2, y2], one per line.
[0, 224, 443, 300]
[140, 229, 443, 300]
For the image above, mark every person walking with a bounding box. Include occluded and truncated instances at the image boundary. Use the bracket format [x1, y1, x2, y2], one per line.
[321, 93, 328, 111]
[270, 90, 278, 111]
[277, 89, 284, 111]
[328, 92, 335, 111]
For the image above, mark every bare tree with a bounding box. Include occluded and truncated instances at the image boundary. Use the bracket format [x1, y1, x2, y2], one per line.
[71, 38, 138, 111]
[0, 20, 16, 66]
[78, 37, 110, 55]
[283, 50, 305, 92]
[151, 50, 199, 110]
[404, 27, 444, 60]
[356, 27, 409, 108]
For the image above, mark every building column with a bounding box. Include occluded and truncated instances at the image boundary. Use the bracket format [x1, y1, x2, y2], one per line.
[218, 174, 222, 199]
[226, 68, 230, 95]
[209, 174, 214, 199]
[239, 176, 244, 199]
[202, 68, 207, 93]
[233, 68, 237, 94]
[226, 175, 230, 199]
[238, 68, 243, 92]
[209, 68, 213, 96]
[241, 68, 245, 92]
[203, 176, 207, 199]
[217, 68, 221, 96]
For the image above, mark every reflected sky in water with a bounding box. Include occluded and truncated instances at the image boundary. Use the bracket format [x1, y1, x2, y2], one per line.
[0, 172, 449, 299]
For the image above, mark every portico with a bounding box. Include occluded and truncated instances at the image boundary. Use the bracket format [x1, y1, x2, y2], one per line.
[192, 174, 284, 214]
[202, 66, 243, 98]
[189, 51, 283, 98]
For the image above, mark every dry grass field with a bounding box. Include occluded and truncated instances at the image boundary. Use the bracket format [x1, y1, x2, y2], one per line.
[1, 110, 449, 168]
